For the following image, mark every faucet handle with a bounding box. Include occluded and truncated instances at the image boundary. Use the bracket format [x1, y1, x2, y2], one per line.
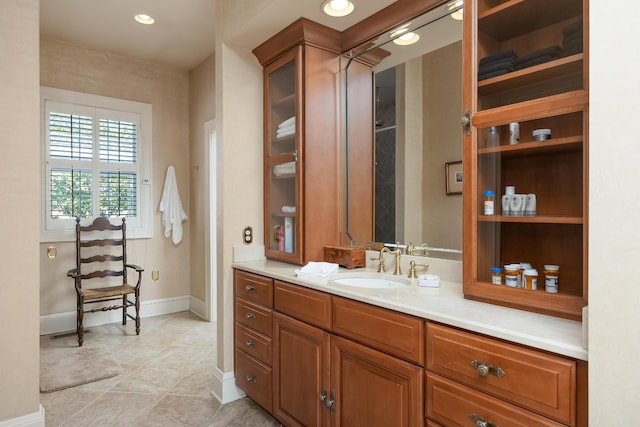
[370, 252, 387, 273]
[407, 260, 429, 279]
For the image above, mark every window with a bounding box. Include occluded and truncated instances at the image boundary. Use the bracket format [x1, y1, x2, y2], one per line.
[41, 87, 152, 241]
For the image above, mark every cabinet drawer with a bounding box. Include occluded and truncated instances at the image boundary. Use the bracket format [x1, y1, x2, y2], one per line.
[427, 322, 576, 425]
[235, 349, 273, 412]
[235, 323, 272, 366]
[274, 280, 332, 330]
[235, 299, 273, 337]
[234, 270, 273, 307]
[426, 373, 564, 427]
[333, 297, 424, 365]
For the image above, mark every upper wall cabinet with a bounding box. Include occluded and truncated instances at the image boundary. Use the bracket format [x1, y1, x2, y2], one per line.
[253, 19, 343, 265]
[463, 0, 589, 320]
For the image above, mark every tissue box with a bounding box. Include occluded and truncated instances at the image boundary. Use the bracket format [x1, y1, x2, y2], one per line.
[323, 246, 365, 269]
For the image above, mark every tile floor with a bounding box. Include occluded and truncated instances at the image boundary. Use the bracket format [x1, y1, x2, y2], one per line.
[40, 311, 281, 426]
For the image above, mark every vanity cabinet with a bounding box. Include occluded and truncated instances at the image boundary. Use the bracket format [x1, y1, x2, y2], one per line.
[253, 19, 343, 265]
[235, 271, 425, 426]
[233, 270, 274, 411]
[463, 0, 589, 320]
[425, 322, 587, 426]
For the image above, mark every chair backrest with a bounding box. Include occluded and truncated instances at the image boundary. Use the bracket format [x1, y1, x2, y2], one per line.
[75, 217, 128, 286]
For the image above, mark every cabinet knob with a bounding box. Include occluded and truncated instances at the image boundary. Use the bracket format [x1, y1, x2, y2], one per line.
[245, 313, 256, 320]
[471, 360, 505, 378]
[245, 285, 255, 292]
[469, 413, 498, 427]
[245, 340, 255, 347]
[461, 108, 472, 136]
[246, 375, 257, 383]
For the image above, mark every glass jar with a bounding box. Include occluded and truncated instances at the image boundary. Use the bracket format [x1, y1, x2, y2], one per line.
[486, 126, 500, 147]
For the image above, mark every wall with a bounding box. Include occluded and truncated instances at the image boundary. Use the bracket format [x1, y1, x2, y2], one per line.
[0, 0, 42, 423]
[189, 54, 216, 308]
[39, 38, 191, 319]
[589, 0, 640, 422]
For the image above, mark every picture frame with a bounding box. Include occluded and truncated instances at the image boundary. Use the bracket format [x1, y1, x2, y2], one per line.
[445, 161, 463, 195]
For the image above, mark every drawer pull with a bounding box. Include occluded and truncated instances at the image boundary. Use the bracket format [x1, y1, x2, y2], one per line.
[471, 360, 505, 378]
[245, 313, 256, 319]
[469, 413, 498, 427]
[246, 375, 257, 383]
[245, 340, 255, 347]
[245, 285, 256, 292]
[319, 385, 336, 411]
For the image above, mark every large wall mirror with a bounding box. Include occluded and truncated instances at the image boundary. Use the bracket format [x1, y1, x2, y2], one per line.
[343, 2, 463, 260]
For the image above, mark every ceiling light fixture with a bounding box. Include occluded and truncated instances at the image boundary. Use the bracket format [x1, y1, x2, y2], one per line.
[448, 0, 464, 20]
[392, 32, 420, 46]
[321, 0, 355, 17]
[134, 14, 155, 25]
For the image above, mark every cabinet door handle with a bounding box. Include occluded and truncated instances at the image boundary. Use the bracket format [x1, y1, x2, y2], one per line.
[245, 340, 255, 347]
[461, 108, 472, 136]
[245, 313, 256, 319]
[471, 360, 505, 378]
[245, 285, 255, 292]
[469, 413, 498, 427]
[246, 375, 257, 383]
[319, 386, 336, 411]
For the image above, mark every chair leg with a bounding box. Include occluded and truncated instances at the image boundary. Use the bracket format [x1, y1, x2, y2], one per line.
[122, 294, 127, 325]
[135, 290, 141, 335]
[77, 296, 84, 347]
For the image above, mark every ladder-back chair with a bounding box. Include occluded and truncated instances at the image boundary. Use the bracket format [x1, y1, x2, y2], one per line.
[67, 217, 143, 346]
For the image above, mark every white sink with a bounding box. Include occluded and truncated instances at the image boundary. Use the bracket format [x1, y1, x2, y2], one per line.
[332, 276, 408, 289]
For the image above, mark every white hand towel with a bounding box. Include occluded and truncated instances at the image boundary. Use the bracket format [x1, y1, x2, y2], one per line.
[159, 165, 188, 244]
[278, 116, 296, 129]
[295, 261, 339, 279]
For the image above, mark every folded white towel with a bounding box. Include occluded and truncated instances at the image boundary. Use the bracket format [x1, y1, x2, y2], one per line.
[278, 116, 295, 129]
[281, 205, 296, 214]
[295, 261, 339, 279]
[273, 162, 296, 176]
[276, 127, 295, 138]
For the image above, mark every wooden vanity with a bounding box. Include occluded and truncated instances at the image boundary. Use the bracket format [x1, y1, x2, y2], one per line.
[233, 265, 587, 426]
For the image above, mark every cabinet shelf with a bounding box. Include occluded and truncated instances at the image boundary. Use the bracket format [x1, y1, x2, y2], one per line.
[272, 93, 295, 108]
[479, 215, 583, 225]
[479, 136, 583, 157]
[478, 54, 584, 97]
[272, 134, 295, 144]
[479, 0, 582, 41]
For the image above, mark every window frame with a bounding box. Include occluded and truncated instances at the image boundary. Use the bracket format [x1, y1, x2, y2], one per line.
[40, 86, 153, 242]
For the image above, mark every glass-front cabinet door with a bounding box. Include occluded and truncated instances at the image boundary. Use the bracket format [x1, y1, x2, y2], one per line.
[462, 0, 588, 320]
[264, 48, 302, 263]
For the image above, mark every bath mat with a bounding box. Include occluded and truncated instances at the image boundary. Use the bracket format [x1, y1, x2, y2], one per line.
[40, 344, 122, 393]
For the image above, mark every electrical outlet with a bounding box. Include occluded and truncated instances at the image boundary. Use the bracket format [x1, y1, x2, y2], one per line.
[243, 226, 253, 244]
[151, 269, 159, 281]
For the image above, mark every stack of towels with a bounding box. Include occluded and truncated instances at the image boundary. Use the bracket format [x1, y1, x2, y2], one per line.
[273, 161, 296, 176]
[562, 20, 583, 56]
[478, 49, 518, 81]
[276, 116, 295, 139]
[514, 45, 563, 70]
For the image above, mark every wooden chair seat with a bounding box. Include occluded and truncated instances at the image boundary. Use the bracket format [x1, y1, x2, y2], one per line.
[67, 217, 143, 346]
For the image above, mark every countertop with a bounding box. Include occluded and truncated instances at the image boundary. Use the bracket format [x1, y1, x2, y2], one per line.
[233, 259, 588, 361]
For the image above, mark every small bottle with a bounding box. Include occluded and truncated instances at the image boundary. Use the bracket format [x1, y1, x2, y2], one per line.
[491, 267, 503, 285]
[523, 269, 538, 290]
[486, 126, 500, 147]
[509, 122, 520, 145]
[483, 191, 495, 215]
[504, 265, 519, 287]
[543, 265, 560, 293]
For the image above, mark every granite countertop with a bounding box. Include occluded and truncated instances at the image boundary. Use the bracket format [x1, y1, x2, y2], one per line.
[232, 259, 588, 361]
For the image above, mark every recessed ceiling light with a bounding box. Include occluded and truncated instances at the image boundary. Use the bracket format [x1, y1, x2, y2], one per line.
[134, 14, 155, 25]
[321, 0, 355, 17]
[392, 32, 420, 46]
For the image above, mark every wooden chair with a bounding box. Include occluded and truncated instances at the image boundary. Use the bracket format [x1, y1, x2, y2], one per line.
[67, 217, 143, 346]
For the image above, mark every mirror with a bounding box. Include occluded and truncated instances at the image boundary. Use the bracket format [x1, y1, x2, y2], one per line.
[343, 2, 463, 260]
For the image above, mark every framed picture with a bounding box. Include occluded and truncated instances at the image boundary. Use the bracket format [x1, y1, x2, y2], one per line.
[445, 161, 463, 195]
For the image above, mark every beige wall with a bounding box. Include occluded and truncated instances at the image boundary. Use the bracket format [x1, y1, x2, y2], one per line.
[39, 38, 191, 316]
[0, 0, 41, 421]
[189, 54, 216, 303]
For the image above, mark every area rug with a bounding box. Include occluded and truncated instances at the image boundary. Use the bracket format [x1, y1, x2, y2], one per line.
[40, 344, 122, 393]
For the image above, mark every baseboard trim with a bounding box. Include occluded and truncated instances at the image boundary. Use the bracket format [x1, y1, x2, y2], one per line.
[189, 295, 206, 320]
[211, 368, 245, 404]
[0, 404, 45, 427]
[39, 296, 191, 335]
